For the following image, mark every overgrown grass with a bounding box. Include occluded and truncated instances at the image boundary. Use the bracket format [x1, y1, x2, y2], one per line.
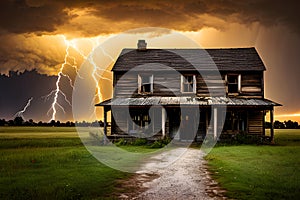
[205, 129, 300, 200]
[0, 127, 139, 199]
[4, 127, 299, 199]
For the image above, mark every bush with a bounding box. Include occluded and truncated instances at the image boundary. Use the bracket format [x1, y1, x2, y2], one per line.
[132, 138, 148, 146]
[115, 138, 127, 146]
[161, 137, 171, 145]
[150, 140, 164, 148]
[233, 133, 264, 144]
[150, 137, 171, 148]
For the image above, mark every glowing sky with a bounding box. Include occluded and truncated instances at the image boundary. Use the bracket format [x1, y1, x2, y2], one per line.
[0, 0, 299, 122]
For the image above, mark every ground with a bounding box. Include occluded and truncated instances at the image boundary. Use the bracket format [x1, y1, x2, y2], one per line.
[119, 148, 226, 199]
[1, 127, 299, 199]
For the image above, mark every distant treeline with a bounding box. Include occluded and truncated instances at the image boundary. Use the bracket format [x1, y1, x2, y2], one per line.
[0, 117, 106, 127]
[1, 116, 299, 129]
[265, 120, 300, 129]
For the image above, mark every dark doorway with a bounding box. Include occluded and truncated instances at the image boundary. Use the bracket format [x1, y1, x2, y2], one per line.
[180, 108, 197, 141]
[168, 108, 180, 138]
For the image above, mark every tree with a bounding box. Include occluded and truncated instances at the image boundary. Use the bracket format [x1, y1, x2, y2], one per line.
[274, 120, 285, 129]
[0, 119, 6, 126]
[50, 120, 56, 127]
[28, 119, 34, 124]
[284, 120, 298, 129]
[14, 116, 24, 126]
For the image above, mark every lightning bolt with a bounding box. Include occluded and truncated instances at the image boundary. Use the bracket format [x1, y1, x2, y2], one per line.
[90, 39, 104, 103]
[69, 38, 113, 103]
[46, 36, 78, 121]
[87, 39, 114, 121]
[14, 97, 33, 120]
[68, 37, 114, 121]
[46, 35, 114, 121]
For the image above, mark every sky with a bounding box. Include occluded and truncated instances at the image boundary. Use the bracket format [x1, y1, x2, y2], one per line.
[0, 0, 299, 122]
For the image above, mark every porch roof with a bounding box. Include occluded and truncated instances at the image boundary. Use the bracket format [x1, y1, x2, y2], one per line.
[96, 97, 281, 107]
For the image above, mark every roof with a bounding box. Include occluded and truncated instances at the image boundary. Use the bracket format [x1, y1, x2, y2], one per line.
[96, 97, 281, 107]
[112, 48, 266, 72]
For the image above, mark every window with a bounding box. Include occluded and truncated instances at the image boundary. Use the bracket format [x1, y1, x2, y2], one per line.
[223, 111, 247, 133]
[138, 74, 153, 94]
[129, 109, 154, 135]
[132, 113, 151, 128]
[181, 75, 196, 93]
[227, 74, 241, 94]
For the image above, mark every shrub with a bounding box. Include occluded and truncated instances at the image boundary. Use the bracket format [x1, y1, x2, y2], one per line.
[234, 133, 263, 144]
[150, 138, 171, 148]
[150, 140, 164, 148]
[132, 138, 148, 146]
[115, 138, 127, 146]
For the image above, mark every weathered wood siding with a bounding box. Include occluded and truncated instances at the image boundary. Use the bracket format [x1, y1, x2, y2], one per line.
[114, 71, 263, 98]
[114, 72, 181, 97]
[197, 72, 263, 98]
[240, 72, 263, 98]
[197, 74, 226, 97]
[153, 73, 180, 96]
[114, 73, 138, 98]
[248, 110, 264, 134]
[111, 108, 128, 135]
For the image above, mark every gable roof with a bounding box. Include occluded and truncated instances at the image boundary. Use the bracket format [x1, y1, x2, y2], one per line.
[112, 47, 266, 72]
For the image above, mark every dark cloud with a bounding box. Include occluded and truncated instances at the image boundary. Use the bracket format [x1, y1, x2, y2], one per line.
[0, 0, 299, 121]
[0, 0, 298, 75]
[0, 0, 298, 76]
[0, 0, 75, 34]
[0, 0, 300, 78]
[0, 34, 65, 74]
[0, 0, 299, 36]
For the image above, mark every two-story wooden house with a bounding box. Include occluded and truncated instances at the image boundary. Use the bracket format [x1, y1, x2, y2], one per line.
[96, 40, 280, 142]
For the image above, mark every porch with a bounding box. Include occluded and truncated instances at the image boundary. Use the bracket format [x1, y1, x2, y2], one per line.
[96, 97, 281, 142]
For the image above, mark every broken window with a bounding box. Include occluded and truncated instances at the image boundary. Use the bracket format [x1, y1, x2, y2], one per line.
[181, 75, 196, 93]
[138, 74, 153, 94]
[227, 74, 241, 94]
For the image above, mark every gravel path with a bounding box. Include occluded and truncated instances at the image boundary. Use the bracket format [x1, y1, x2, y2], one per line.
[127, 148, 227, 200]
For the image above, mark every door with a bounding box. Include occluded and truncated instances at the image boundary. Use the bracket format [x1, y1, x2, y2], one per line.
[168, 108, 180, 138]
[180, 108, 197, 141]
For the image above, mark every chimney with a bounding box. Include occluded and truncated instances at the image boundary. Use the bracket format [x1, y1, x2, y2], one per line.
[137, 40, 147, 50]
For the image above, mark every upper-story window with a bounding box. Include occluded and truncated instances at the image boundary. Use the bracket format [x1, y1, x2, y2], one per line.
[227, 74, 241, 94]
[138, 74, 153, 94]
[181, 75, 196, 93]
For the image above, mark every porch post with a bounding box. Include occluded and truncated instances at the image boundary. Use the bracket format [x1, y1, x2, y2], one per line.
[270, 107, 274, 143]
[213, 107, 218, 141]
[162, 107, 166, 138]
[104, 107, 108, 136]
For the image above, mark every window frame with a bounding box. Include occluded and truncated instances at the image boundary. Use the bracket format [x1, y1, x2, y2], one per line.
[130, 110, 154, 134]
[138, 74, 153, 94]
[181, 74, 196, 94]
[226, 74, 241, 95]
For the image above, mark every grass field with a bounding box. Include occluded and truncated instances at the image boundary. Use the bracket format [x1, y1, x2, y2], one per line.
[1, 127, 299, 199]
[0, 127, 149, 200]
[205, 129, 300, 200]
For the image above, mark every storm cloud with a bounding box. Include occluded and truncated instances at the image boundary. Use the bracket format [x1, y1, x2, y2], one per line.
[0, 0, 299, 121]
[0, 0, 299, 36]
[0, 0, 298, 74]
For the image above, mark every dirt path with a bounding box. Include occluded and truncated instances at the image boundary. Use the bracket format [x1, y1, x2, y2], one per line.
[120, 148, 227, 199]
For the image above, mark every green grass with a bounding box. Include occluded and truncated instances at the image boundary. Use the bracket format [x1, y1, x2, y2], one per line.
[0, 127, 146, 200]
[205, 129, 300, 200]
[3, 126, 299, 199]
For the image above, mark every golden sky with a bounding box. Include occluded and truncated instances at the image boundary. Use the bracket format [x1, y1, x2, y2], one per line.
[0, 0, 299, 122]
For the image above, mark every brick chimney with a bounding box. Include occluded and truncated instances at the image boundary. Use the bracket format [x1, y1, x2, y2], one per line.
[137, 40, 147, 50]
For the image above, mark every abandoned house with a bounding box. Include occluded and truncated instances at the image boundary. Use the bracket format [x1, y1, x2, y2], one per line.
[96, 40, 281, 142]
